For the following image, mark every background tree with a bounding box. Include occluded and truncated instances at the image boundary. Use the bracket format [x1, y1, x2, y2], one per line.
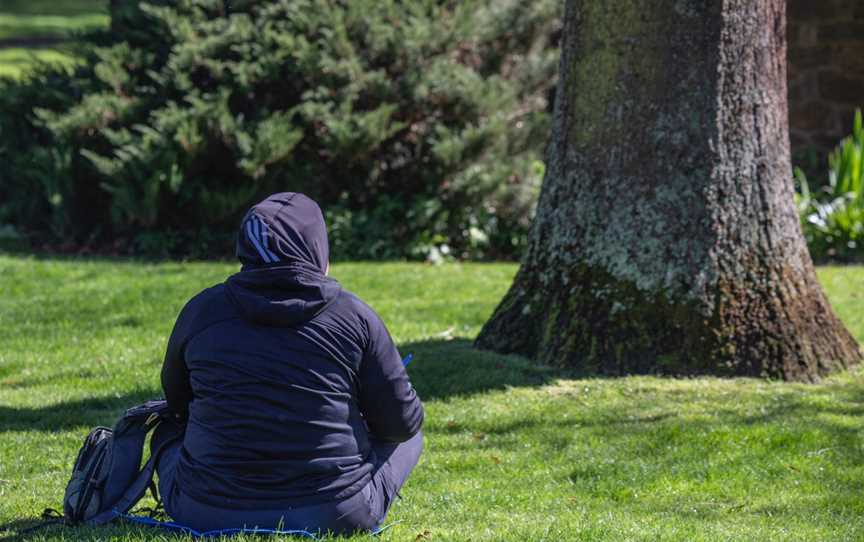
[0, 0, 559, 259]
[475, 0, 861, 381]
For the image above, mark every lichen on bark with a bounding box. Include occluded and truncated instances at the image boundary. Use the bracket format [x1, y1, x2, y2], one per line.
[475, 0, 861, 381]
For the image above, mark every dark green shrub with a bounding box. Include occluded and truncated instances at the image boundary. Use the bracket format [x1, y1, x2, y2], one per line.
[0, 0, 560, 260]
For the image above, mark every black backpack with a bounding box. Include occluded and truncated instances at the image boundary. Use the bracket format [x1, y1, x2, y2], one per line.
[61, 399, 179, 525]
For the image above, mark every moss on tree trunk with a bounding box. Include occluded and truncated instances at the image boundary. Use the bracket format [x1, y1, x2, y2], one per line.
[475, 0, 861, 381]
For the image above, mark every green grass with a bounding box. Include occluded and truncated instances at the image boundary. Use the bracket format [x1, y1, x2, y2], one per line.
[0, 13, 108, 41]
[0, 1, 108, 17]
[1, 255, 863, 541]
[0, 0, 107, 79]
[0, 48, 80, 79]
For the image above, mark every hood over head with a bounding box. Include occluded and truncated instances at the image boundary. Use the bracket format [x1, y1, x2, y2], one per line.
[225, 192, 341, 326]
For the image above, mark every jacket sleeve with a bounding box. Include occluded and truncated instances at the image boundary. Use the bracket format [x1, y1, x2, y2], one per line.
[357, 312, 424, 442]
[161, 303, 194, 425]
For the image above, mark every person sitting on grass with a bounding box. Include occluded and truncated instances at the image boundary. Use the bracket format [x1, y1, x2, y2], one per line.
[155, 192, 424, 535]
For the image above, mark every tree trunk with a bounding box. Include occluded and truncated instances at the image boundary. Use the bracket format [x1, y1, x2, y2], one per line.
[475, 0, 861, 381]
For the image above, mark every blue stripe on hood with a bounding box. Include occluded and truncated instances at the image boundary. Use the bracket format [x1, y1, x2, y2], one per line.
[255, 215, 280, 263]
[245, 216, 274, 264]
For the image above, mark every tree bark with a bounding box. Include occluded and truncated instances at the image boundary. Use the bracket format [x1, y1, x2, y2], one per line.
[475, 0, 861, 381]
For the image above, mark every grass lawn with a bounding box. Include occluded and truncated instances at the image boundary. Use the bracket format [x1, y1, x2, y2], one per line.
[1, 255, 863, 541]
[0, 0, 107, 79]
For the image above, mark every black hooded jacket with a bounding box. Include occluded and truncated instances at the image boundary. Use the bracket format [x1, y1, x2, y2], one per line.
[160, 193, 424, 508]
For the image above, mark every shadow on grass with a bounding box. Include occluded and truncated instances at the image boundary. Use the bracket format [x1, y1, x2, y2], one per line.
[587, 398, 864, 517]
[0, 520, 188, 542]
[0, 249, 237, 267]
[0, 389, 158, 432]
[0, 518, 52, 542]
[402, 338, 559, 401]
[0, 338, 553, 433]
[1, 250, 447, 267]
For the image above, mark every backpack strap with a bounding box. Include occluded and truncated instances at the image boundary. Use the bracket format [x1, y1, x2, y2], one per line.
[87, 432, 180, 526]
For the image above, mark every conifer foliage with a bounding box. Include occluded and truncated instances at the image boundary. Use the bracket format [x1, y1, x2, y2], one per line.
[0, 0, 559, 258]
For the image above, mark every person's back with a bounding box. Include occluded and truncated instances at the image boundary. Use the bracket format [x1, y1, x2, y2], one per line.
[156, 193, 424, 534]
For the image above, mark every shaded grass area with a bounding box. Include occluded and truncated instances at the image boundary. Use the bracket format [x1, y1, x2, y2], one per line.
[0, 255, 863, 541]
[0, 0, 108, 17]
[0, 0, 107, 79]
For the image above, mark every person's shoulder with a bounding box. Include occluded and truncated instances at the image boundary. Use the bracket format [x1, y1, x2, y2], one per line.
[331, 288, 379, 321]
[323, 288, 389, 339]
[185, 283, 227, 308]
[177, 283, 231, 322]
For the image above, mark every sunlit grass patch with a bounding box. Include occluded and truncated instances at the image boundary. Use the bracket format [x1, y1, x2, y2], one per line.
[0, 0, 107, 79]
[0, 48, 78, 79]
[0, 13, 108, 41]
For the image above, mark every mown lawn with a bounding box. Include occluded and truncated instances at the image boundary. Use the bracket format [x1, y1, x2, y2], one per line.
[0, 0, 107, 79]
[0, 255, 863, 541]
